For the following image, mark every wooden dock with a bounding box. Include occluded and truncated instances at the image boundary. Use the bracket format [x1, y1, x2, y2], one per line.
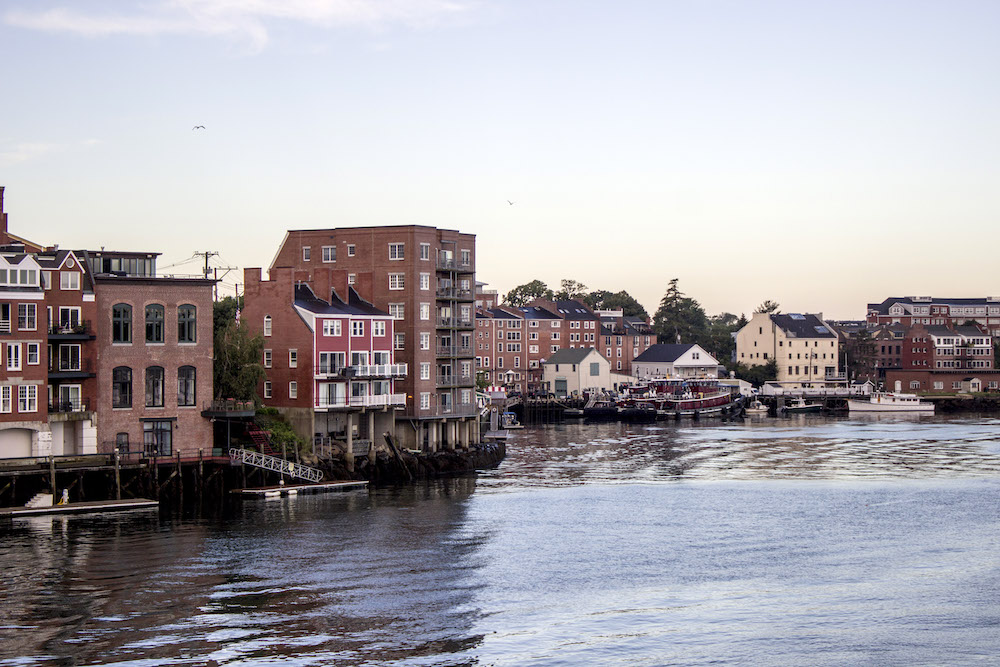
[0, 498, 159, 518]
[234, 480, 369, 498]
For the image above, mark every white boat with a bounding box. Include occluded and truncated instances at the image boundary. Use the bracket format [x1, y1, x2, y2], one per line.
[848, 392, 934, 413]
[744, 400, 768, 415]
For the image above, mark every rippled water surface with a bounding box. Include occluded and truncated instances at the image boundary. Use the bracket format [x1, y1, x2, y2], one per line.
[3, 415, 1000, 665]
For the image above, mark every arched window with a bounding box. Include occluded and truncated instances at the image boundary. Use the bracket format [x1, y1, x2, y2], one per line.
[112, 366, 132, 408]
[145, 305, 164, 343]
[145, 366, 164, 407]
[178, 305, 196, 343]
[263, 315, 272, 337]
[112, 304, 132, 343]
[177, 366, 196, 406]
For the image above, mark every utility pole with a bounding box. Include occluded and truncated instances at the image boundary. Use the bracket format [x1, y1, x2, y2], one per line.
[194, 251, 219, 279]
[193, 251, 237, 301]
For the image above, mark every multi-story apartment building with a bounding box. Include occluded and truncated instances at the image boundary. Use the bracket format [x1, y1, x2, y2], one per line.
[883, 323, 998, 393]
[477, 307, 527, 393]
[88, 251, 216, 458]
[596, 310, 655, 375]
[736, 312, 840, 385]
[242, 267, 405, 454]
[266, 225, 478, 451]
[867, 296, 1000, 335]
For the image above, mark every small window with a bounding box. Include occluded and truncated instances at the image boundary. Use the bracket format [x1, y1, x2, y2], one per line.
[263, 349, 272, 368]
[177, 304, 196, 343]
[113, 367, 132, 408]
[177, 366, 196, 406]
[389, 243, 405, 260]
[289, 349, 298, 368]
[145, 366, 164, 407]
[145, 305, 164, 343]
[112, 304, 132, 343]
[394, 333, 405, 350]
[347, 244, 355, 257]
[323, 246, 336, 262]
[289, 381, 298, 399]
[263, 315, 272, 337]
[264, 381, 272, 399]
[389, 273, 405, 290]
[17, 304, 36, 331]
[420, 243, 430, 260]
[302, 246, 311, 261]
[60, 272, 80, 290]
[373, 321, 386, 337]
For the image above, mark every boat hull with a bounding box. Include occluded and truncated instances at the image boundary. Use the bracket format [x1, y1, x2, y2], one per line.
[847, 400, 934, 413]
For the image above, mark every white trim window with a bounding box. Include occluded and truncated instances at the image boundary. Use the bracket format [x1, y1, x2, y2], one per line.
[26, 343, 39, 365]
[420, 392, 430, 410]
[389, 273, 405, 290]
[420, 243, 430, 260]
[323, 320, 342, 336]
[289, 349, 297, 368]
[263, 315, 272, 337]
[60, 271, 81, 290]
[420, 303, 430, 321]
[394, 333, 405, 350]
[389, 243, 405, 260]
[263, 381, 272, 399]
[322, 246, 336, 262]
[420, 332, 430, 350]
[351, 321, 365, 337]
[18, 385, 37, 412]
[263, 349, 272, 368]
[302, 246, 311, 261]
[420, 362, 430, 380]
[373, 321, 386, 337]
[420, 273, 430, 290]
[17, 304, 36, 331]
[6, 343, 21, 371]
[388, 303, 404, 319]
[0, 386, 10, 413]
[348, 274, 356, 285]
[289, 381, 298, 399]
[347, 244, 356, 257]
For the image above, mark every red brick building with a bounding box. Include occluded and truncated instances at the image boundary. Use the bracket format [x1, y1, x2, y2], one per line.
[884, 324, 998, 393]
[263, 225, 478, 451]
[867, 296, 1000, 335]
[241, 267, 404, 454]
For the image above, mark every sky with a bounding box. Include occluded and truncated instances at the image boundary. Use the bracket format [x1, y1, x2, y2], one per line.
[2, 0, 999, 320]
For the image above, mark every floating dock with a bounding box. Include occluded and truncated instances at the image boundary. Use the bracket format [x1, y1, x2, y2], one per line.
[234, 480, 369, 498]
[0, 498, 159, 518]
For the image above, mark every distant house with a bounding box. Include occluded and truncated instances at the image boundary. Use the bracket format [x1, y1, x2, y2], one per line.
[633, 344, 719, 379]
[541, 347, 611, 397]
[736, 312, 840, 386]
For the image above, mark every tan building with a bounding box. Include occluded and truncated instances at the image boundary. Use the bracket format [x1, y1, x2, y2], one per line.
[736, 312, 839, 386]
[541, 347, 612, 397]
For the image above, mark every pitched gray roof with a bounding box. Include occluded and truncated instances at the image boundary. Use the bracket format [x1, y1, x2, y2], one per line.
[543, 347, 601, 365]
[771, 313, 835, 338]
[633, 343, 694, 363]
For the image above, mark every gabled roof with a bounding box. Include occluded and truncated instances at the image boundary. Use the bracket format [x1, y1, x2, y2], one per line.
[294, 284, 388, 317]
[552, 299, 598, 320]
[543, 347, 602, 365]
[518, 306, 559, 320]
[868, 296, 999, 315]
[771, 313, 835, 338]
[634, 343, 696, 363]
[487, 307, 520, 320]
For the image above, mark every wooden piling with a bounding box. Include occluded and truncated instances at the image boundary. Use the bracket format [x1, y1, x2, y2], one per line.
[114, 452, 121, 500]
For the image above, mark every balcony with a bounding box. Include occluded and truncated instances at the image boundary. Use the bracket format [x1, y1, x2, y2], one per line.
[48, 397, 92, 414]
[48, 359, 95, 380]
[48, 320, 96, 340]
[436, 258, 473, 272]
[315, 393, 407, 410]
[436, 317, 474, 330]
[0, 320, 9, 334]
[201, 399, 256, 418]
[438, 403, 479, 417]
[436, 375, 475, 388]
[315, 363, 407, 379]
[436, 345, 474, 358]
[435, 287, 474, 301]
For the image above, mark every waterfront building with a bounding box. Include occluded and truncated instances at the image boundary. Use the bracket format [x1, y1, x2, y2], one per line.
[541, 347, 612, 397]
[867, 296, 1000, 335]
[265, 225, 479, 451]
[735, 312, 840, 386]
[241, 267, 404, 453]
[595, 309, 655, 375]
[882, 323, 998, 393]
[632, 344, 720, 379]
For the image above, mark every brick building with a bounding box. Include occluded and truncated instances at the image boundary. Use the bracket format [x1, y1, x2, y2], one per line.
[265, 225, 478, 451]
[867, 296, 1000, 335]
[883, 323, 998, 394]
[241, 267, 405, 454]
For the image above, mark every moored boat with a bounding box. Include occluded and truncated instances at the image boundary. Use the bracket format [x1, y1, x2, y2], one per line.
[848, 392, 934, 413]
[782, 398, 822, 414]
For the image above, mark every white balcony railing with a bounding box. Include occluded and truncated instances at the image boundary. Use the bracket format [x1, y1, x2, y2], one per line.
[315, 393, 407, 410]
[315, 363, 407, 378]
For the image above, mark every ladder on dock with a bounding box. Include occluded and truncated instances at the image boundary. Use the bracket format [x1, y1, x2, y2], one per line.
[229, 448, 324, 483]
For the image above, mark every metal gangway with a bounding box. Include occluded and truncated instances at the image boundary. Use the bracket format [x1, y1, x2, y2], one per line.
[229, 448, 324, 483]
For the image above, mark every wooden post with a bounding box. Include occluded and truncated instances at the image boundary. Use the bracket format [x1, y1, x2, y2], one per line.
[153, 455, 159, 499]
[198, 449, 204, 498]
[49, 456, 56, 496]
[114, 451, 122, 500]
[176, 451, 182, 499]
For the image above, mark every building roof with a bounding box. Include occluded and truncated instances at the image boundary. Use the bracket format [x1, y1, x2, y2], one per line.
[294, 283, 387, 316]
[487, 307, 520, 320]
[543, 347, 601, 365]
[867, 296, 1000, 315]
[771, 313, 835, 338]
[517, 306, 559, 320]
[633, 343, 697, 363]
[551, 300, 597, 320]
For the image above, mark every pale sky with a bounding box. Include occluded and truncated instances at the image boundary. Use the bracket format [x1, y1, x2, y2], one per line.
[2, 0, 998, 320]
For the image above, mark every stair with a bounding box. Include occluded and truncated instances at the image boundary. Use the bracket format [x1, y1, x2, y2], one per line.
[247, 426, 275, 455]
[25, 493, 53, 508]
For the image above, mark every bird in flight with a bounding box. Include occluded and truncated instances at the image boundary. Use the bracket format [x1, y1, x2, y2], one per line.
[192, 125, 206, 130]
[507, 200, 514, 205]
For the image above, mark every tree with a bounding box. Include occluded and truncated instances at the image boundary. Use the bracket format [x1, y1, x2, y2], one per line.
[703, 312, 746, 365]
[213, 310, 266, 402]
[584, 289, 649, 319]
[504, 279, 553, 307]
[213, 295, 242, 338]
[732, 359, 778, 386]
[554, 278, 588, 301]
[652, 279, 708, 345]
[755, 300, 781, 314]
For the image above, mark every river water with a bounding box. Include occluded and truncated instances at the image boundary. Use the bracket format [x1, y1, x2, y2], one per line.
[3, 414, 1000, 666]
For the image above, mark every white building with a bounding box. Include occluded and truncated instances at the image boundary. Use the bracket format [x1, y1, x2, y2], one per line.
[542, 347, 611, 397]
[632, 343, 719, 379]
[736, 312, 840, 386]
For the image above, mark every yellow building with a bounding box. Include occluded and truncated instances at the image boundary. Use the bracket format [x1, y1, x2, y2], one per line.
[736, 312, 840, 386]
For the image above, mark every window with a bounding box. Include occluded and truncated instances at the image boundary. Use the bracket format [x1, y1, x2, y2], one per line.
[552, 332, 560, 340]
[113, 367, 132, 408]
[59, 344, 81, 371]
[910, 381, 921, 390]
[289, 349, 298, 368]
[42, 271, 52, 290]
[177, 366, 196, 406]
[590, 362, 600, 376]
[420, 393, 431, 410]
[323, 320, 342, 336]
[351, 321, 365, 337]
[145, 366, 164, 407]
[389, 243, 405, 260]
[263, 315, 272, 337]
[389, 273, 405, 290]
[420, 273, 430, 290]
[347, 244, 356, 257]
[17, 304, 36, 331]
[420, 362, 431, 380]
[420, 303, 430, 320]
[460, 249, 471, 266]
[420, 243, 430, 260]
[6, 343, 20, 371]
[0, 386, 10, 413]
[145, 304, 164, 343]
[60, 271, 80, 290]
[348, 274, 356, 285]
[420, 332, 430, 350]
[323, 246, 336, 262]
[289, 381, 298, 399]
[18, 385, 37, 413]
[373, 321, 386, 337]
[388, 303, 404, 319]
[26, 343, 39, 365]
[303, 246, 311, 261]
[112, 304, 132, 343]
[143, 420, 172, 457]
[59, 306, 81, 330]
[177, 305, 196, 343]
[395, 333, 405, 350]
[263, 349, 272, 368]
[264, 381, 272, 399]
